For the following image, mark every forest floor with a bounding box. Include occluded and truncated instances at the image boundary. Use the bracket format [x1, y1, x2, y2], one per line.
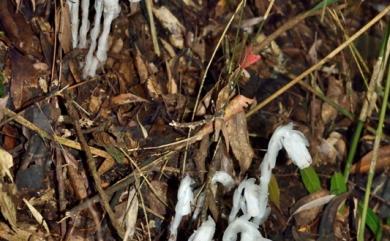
[0, 0, 389, 240]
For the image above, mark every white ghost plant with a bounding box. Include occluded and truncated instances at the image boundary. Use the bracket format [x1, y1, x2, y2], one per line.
[169, 175, 194, 239]
[188, 216, 216, 241]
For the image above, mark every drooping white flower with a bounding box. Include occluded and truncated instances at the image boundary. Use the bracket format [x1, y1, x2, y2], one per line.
[223, 217, 271, 241]
[169, 175, 194, 238]
[258, 122, 312, 224]
[212, 171, 235, 190]
[188, 216, 215, 241]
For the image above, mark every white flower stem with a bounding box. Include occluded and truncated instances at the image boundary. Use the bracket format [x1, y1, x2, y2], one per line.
[78, 0, 90, 48]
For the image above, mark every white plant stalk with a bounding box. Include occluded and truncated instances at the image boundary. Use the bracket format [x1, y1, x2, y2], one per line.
[211, 171, 235, 191]
[66, 0, 80, 48]
[78, 0, 90, 48]
[192, 191, 205, 221]
[222, 217, 270, 241]
[84, 0, 121, 77]
[188, 216, 215, 241]
[83, 0, 103, 77]
[258, 123, 312, 224]
[169, 175, 194, 239]
[96, 0, 121, 63]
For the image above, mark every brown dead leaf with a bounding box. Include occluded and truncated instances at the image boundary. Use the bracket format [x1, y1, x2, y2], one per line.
[0, 149, 13, 182]
[0, 183, 17, 229]
[9, 49, 40, 109]
[144, 180, 168, 217]
[146, 77, 163, 100]
[224, 112, 254, 174]
[0, 96, 9, 121]
[321, 77, 343, 125]
[290, 189, 330, 226]
[56, 5, 72, 53]
[134, 47, 149, 83]
[351, 145, 390, 174]
[62, 150, 88, 200]
[111, 93, 148, 105]
[224, 95, 255, 120]
[215, 85, 231, 141]
[193, 136, 210, 182]
[153, 6, 185, 49]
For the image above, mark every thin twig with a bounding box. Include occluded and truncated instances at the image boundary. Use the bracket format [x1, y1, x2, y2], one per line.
[65, 96, 125, 238]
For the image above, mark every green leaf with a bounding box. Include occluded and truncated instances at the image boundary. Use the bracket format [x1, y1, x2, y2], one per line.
[330, 172, 347, 195]
[311, 0, 339, 12]
[300, 166, 321, 193]
[358, 202, 383, 241]
[269, 174, 280, 209]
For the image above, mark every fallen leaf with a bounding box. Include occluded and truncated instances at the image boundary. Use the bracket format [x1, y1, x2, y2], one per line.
[290, 189, 332, 226]
[0, 183, 17, 229]
[0, 95, 9, 122]
[0, 148, 13, 182]
[224, 112, 254, 174]
[111, 92, 148, 105]
[153, 6, 185, 49]
[134, 47, 149, 83]
[23, 198, 50, 234]
[321, 77, 343, 125]
[351, 145, 390, 174]
[239, 46, 261, 69]
[123, 188, 138, 241]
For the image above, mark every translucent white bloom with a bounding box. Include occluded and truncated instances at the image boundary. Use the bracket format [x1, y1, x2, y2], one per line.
[279, 123, 312, 169]
[223, 217, 271, 241]
[212, 171, 235, 190]
[169, 175, 194, 238]
[258, 122, 312, 224]
[228, 178, 262, 222]
[188, 216, 215, 241]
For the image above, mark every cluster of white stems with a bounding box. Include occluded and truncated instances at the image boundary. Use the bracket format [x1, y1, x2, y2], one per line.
[66, 0, 121, 77]
[170, 123, 312, 241]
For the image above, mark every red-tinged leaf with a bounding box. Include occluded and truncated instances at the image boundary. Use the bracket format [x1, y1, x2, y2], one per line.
[239, 46, 261, 69]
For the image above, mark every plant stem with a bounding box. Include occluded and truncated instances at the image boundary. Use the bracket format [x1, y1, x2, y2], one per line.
[343, 120, 364, 182]
[357, 40, 390, 241]
[358, 50, 390, 241]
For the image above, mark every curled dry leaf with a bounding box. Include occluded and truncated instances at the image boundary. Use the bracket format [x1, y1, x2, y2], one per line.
[351, 145, 390, 174]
